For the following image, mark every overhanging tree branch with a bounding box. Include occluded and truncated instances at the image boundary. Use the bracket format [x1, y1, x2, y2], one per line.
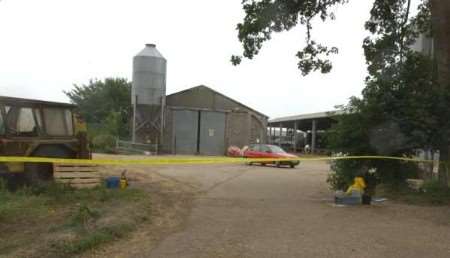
[232, 0, 349, 76]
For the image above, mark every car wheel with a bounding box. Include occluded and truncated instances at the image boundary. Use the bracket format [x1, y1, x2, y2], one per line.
[276, 162, 281, 168]
[290, 163, 296, 168]
[261, 162, 266, 166]
[247, 162, 253, 166]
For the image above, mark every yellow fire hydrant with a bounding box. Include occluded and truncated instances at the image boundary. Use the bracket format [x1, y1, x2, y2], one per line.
[120, 170, 128, 189]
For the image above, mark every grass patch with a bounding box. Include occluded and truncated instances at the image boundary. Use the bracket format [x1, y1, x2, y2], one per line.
[0, 179, 151, 258]
[68, 203, 101, 228]
[51, 224, 135, 256]
[378, 180, 450, 206]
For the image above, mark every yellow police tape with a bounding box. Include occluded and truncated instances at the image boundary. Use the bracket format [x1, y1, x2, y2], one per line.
[0, 155, 437, 166]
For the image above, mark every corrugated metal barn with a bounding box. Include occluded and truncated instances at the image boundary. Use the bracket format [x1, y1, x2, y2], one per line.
[161, 85, 268, 155]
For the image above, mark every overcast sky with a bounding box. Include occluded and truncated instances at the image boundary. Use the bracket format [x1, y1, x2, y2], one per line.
[0, 0, 374, 119]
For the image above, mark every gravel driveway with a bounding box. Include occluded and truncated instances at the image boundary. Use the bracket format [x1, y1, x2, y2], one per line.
[95, 158, 450, 258]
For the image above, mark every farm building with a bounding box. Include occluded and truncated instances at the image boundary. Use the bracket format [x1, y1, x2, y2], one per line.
[162, 85, 268, 155]
[131, 44, 268, 155]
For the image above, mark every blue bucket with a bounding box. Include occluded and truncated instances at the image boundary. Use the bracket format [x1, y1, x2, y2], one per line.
[105, 176, 120, 189]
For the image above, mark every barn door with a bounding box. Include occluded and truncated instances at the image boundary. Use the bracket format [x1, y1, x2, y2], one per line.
[199, 111, 225, 155]
[173, 110, 198, 154]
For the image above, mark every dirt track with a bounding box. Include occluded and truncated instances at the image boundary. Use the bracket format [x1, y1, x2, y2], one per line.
[94, 158, 450, 258]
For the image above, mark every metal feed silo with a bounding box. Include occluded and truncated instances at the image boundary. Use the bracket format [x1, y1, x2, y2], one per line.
[132, 43, 167, 105]
[132, 44, 167, 145]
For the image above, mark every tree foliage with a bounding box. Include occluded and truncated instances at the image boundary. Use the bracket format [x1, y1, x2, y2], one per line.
[326, 0, 450, 189]
[232, 0, 347, 75]
[327, 51, 450, 188]
[233, 0, 436, 76]
[64, 78, 131, 139]
[360, 0, 450, 154]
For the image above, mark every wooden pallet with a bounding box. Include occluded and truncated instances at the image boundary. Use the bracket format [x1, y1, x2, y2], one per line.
[53, 164, 101, 189]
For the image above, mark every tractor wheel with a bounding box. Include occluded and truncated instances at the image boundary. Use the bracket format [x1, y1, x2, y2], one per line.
[0, 164, 28, 191]
[25, 145, 76, 184]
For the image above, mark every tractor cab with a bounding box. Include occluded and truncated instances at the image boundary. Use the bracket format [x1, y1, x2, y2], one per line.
[0, 96, 90, 188]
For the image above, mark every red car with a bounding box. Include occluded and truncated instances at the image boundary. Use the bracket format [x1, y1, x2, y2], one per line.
[243, 144, 300, 168]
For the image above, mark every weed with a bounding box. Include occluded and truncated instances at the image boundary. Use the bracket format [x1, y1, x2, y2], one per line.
[0, 178, 8, 193]
[51, 224, 135, 256]
[51, 231, 113, 256]
[0, 190, 47, 223]
[69, 203, 100, 229]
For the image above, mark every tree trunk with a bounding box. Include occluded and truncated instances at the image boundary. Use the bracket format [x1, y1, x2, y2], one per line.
[438, 145, 449, 187]
[424, 149, 434, 180]
[430, 0, 450, 187]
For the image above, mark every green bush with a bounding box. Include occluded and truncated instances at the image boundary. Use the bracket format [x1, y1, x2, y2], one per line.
[380, 179, 450, 205]
[91, 134, 116, 153]
[420, 179, 450, 204]
[327, 159, 364, 191]
[327, 156, 419, 193]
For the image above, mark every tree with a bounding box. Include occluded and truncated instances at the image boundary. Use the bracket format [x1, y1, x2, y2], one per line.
[232, 0, 345, 75]
[362, 0, 450, 185]
[233, 0, 447, 76]
[234, 0, 450, 186]
[327, 51, 450, 189]
[64, 78, 131, 139]
[430, 0, 450, 185]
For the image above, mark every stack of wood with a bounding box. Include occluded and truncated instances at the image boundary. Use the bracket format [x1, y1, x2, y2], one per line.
[53, 164, 101, 189]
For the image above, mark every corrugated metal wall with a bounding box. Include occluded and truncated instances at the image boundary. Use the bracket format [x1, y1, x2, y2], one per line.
[199, 111, 226, 155]
[173, 110, 198, 154]
[172, 110, 226, 155]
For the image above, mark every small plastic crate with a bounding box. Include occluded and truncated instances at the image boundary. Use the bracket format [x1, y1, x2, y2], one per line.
[335, 196, 361, 205]
[105, 176, 120, 189]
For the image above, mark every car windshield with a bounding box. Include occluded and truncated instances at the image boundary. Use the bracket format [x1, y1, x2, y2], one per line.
[269, 145, 286, 153]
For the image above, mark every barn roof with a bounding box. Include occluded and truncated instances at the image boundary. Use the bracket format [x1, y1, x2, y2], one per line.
[0, 96, 75, 108]
[269, 110, 345, 124]
[167, 85, 268, 118]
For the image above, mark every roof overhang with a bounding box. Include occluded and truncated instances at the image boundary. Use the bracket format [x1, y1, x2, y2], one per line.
[0, 96, 75, 108]
[268, 110, 345, 131]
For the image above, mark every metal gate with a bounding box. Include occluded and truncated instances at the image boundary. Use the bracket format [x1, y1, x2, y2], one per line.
[199, 111, 226, 155]
[173, 110, 198, 154]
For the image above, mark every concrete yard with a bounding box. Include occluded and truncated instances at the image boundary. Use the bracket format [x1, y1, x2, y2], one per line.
[94, 158, 450, 258]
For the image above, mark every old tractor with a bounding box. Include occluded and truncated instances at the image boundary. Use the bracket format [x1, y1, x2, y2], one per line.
[0, 96, 90, 189]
